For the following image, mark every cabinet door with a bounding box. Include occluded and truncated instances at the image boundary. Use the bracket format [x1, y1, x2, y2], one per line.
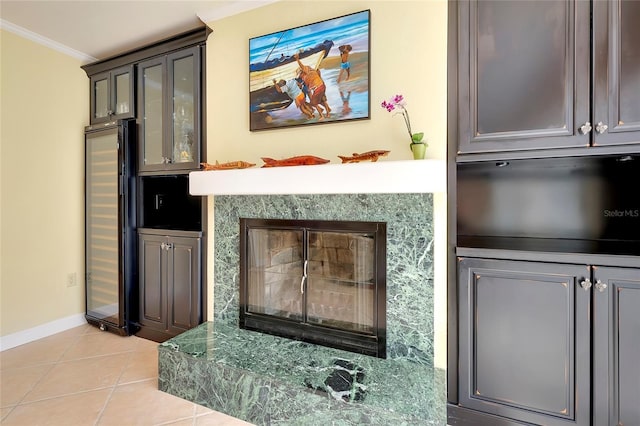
[458, 258, 590, 425]
[90, 72, 111, 124]
[592, 266, 640, 426]
[138, 233, 167, 330]
[166, 47, 200, 171]
[138, 57, 166, 172]
[457, 0, 590, 155]
[111, 65, 134, 120]
[593, 0, 640, 147]
[167, 236, 201, 335]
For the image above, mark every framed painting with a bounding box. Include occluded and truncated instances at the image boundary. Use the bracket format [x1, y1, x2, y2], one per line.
[249, 10, 371, 131]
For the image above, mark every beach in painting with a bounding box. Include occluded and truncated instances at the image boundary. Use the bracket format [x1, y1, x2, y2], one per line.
[249, 10, 370, 129]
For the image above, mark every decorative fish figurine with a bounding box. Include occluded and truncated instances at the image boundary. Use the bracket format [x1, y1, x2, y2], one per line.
[261, 156, 330, 168]
[201, 161, 256, 171]
[338, 150, 390, 163]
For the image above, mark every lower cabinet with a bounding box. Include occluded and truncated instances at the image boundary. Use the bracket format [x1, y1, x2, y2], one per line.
[137, 230, 202, 342]
[592, 266, 640, 426]
[457, 257, 639, 426]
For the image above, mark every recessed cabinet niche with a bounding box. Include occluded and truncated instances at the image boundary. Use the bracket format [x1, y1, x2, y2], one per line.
[457, 0, 640, 157]
[138, 46, 202, 173]
[90, 65, 134, 124]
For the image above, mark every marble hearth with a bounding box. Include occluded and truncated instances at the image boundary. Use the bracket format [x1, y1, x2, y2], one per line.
[160, 165, 447, 424]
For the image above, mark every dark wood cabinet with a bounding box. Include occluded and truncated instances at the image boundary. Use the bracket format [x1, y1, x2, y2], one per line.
[458, 257, 591, 426]
[592, 0, 640, 148]
[592, 266, 640, 426]
[456, 0, 640, 158]
[137, 230, 202, 341]
[138, 46, 202, 173]
[456, 256, 640, 426]
[448, 2, 640, 425]
[90, 65, 134, 124]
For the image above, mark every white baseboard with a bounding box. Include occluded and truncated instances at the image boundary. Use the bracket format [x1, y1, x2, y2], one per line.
[0, 314, 87, 351]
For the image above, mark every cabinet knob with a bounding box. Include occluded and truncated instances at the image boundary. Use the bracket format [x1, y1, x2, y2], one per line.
[596, 122, 608, 134]
[579, 122, 592, 135]
[580, 278, 592, 290]
[595, 279, 607, 292]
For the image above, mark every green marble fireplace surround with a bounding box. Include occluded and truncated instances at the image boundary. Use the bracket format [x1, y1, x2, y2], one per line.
[159, 193, 446, 424]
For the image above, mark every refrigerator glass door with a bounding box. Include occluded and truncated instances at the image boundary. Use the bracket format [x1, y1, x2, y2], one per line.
[86, 128, 122, 325]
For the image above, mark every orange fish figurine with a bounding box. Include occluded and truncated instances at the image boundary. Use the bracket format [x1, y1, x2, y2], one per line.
[338, 150, 390, 163]
[261, 156, 330, 168]
[201, 161, 256, 171]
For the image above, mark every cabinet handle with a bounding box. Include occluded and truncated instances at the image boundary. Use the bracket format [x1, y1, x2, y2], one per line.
[596, 122, 608, 134]
[579, 122, 592, 135]
[580, 278, 592, 290]
[160, 242, 166, 250]
[595, 279, 607, 292]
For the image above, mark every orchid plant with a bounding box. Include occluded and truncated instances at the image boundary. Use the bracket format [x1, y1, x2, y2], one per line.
[381, 94, 425, 148]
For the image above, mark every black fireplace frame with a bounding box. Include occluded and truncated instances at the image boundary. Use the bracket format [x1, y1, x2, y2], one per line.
[239, 218, 387, 358]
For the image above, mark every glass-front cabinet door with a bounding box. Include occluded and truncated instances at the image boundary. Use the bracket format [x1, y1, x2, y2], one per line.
[90, 65, 134, 124]
[138, 47, 201, 173]
[168, 47, 200, 169]
[138, 57, 165, 171]
[90, 72, 110, 123]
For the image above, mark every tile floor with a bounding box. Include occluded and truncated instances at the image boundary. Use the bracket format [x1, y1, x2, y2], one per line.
[0, 324, 253, 425]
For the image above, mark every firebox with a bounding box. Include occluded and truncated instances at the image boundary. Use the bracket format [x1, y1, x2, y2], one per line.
[239, 218, 387, 358]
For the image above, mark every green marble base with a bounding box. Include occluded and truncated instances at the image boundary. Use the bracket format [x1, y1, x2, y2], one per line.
[159, 322, 446, 425]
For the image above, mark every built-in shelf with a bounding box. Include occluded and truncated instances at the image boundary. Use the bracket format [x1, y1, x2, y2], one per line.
[189, 159, 446, 195]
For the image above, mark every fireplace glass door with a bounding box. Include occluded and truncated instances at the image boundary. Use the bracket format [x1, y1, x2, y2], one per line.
[240, 219, 387, 358]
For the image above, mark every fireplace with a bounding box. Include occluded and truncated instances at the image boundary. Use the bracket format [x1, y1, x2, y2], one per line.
[239, 218, 387, 358]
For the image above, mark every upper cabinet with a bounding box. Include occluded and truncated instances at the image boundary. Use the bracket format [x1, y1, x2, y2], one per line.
[90, 65, 135, 124]
[138, 47, 202, 173]
[592, 0, 640, 148]
[457, 0, 640, 158]
[82, 27, 210, 171]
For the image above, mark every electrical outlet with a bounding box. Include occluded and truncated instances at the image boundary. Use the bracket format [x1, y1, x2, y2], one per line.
[67, 272, 78, 287]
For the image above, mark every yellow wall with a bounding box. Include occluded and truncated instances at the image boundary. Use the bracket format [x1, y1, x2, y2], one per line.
[204, 0, 448, 367]
[206, 0, 447, 163]
[0, 0, 448, 368]
[0, 29, 88, 336]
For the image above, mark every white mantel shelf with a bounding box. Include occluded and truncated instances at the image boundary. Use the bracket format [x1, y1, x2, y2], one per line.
[189, 159, 446, 196]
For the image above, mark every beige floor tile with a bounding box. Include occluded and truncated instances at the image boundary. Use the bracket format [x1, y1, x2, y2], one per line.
[195, 404, 214, 415]
[23, 353, 130, 402]
[1, 406, 15, 422]
[61, 330, 139, 361]
[97, 379, 196, 426]
[119, 347, 158, 384]
[194, 411, 254, 425]
[52, 324, 95, 338]
[133, 335, 161, 351]
[0, 334, 78, 370]
[1, 388, 112, 426]
[162, 419, 195, 426]
[0, 363, 53, 407]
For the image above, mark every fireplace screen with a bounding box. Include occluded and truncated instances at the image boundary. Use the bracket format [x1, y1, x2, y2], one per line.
[240, 218, 386, 358]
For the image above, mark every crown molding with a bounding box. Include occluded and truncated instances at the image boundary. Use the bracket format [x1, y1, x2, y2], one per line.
[0, 19, 96, 64]
[196, 0, 281, 24]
